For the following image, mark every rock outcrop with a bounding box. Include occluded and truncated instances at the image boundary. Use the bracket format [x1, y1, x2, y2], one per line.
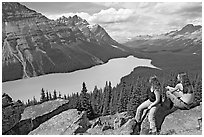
[85, 103, 202, 135]
[4, 101, 201, 135]
[2, 93, 25, 134]
[4, 99, 70, 135]
[140, 102, 202, 135]
[29, 110, 91, 135]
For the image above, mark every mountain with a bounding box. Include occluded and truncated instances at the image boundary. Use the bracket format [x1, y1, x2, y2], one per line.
[124, 24, 202, 55]
[176, 24, 201, 35]
[2, 2, 130, 82]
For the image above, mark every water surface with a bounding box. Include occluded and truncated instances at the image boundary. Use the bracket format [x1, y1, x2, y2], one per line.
[2, 56, 159, 102]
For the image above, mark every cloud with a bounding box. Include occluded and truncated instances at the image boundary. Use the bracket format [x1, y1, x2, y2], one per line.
[93, 2, 158, 10]
[88, 8, 135, 24]
[34, 2, 202, 43]
[22, 2, 107, 15]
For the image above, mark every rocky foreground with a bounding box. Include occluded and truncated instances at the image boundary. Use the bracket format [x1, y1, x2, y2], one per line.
[2, 94, 202, 135]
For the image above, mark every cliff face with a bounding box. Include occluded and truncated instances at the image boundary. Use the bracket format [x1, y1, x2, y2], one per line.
[2, 2, 129, 82]
[2, 93, 25, 134]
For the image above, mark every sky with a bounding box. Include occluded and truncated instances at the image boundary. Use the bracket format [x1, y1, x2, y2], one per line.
[21, 2, 202, 43]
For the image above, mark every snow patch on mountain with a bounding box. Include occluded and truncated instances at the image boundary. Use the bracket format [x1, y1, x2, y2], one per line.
[111, 45, 126, 52]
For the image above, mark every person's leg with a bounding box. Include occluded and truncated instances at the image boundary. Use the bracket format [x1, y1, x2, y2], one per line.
[135, 100, 152, 122]
[173, 91, 183, 98]
[166, 91, 187, 109]
[148, 104, 160, 134]
[166, 91, 180, 106]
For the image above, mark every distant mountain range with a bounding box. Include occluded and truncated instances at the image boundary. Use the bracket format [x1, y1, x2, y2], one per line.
[124, 24, 202, 54]
[2, 2, 130, 82]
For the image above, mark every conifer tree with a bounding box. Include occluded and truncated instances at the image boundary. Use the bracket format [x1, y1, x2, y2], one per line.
[102, 81, 112, 115]
[64, 94, 67, 100]
[53, 90, 57, 100]
[58, 91, 62, 99]
[76, 92, 82, 111]
[46, 91, 49, 101]
[195, 79, 202, 103]
[127, 85, 142, 117]
[110, 87, 118, 115]
[80, 82, 94, 119]
[33, 96, 38, 105]
[49, 92, 52, 100]
[117, 82, 129, 113]
[91, 86, 102, 115]
[27, 99, 31, 106]
[98, 88, 104, 115]
[40, 88, 46, 102]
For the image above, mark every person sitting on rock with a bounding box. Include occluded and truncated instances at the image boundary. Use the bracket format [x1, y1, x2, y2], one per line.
[165, 72, 195, 111]
[135, 76, 162, 135]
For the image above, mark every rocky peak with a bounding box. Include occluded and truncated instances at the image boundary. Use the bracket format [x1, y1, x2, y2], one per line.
[89, 24, 118, 45]
[2, 2, 45, 22]
[56, 16, 69, 23]
[90, 24, 104, 34]
[72, 15, 82, 21]
[56, 15, 89, 27]
[178, 24, 202, 34]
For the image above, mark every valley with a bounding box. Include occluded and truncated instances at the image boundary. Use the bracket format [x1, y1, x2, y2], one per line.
[2, 2, 131, 82]
[2, 55, 158, 102]
[2, 2, 202, 135]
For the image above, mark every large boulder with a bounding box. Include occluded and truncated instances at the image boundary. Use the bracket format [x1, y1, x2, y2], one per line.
[85, 103, 202, 135]
[115, 118, 137, 135]
[29, 110, 91, 135]
[5, 99, 70, 135]
[140, 104, 202, 135]
[2, 93, 13, 107]
[2, 93, 25, 134]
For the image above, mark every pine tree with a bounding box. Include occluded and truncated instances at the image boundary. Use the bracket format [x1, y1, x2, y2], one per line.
[33, 96, 38, 105]
[40, 88, 46, 102]
[110, 87, 118, 115]
[127, 85, 142, 117]
[64, 94, 67, 100]
[102, 81, 112, 115]
[91, 86, 101, 115]
[98, 88, 104, 115]
[27, 99, 31, 106]
[195, 79, 202, 103]
[80, 82, 94, 119]
[46, 91, 49, 101]
[58, 91, 62, 99]
[117, 82, 129, 113]
[76, 92, 82, 111]
[49, 92, 52, 100]
[53, 90, 57, 100]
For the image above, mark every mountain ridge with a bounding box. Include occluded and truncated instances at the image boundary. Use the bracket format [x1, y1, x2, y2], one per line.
[124, 24, 202, 54]
[2, 2, 131, 82]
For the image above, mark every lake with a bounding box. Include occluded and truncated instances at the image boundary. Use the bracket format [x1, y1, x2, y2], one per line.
[2, 56, 159, 102]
